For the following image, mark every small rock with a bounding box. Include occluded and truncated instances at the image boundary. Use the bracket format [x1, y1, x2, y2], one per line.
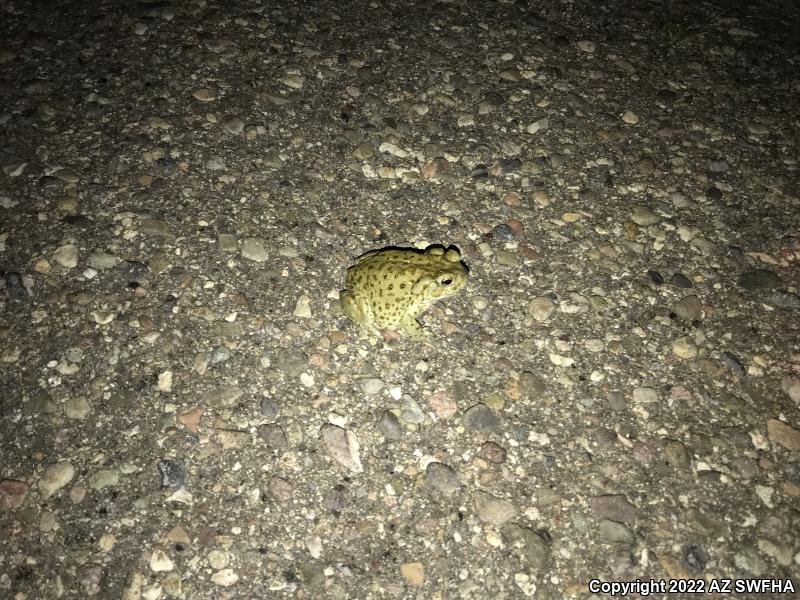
[622, 111, 639, 124]
[0, 479, 29, 509]
[53, 244, 79, 268]
[258, 424, 288, 449]
[590, 494, 637, 523]
[222, 116, 245, 134]
[632, 387, 658, 403]
[400, 562, 425, 587]
[733, 549, 767, 576]
[670, 273, 693, 288]
[65, 396, 91, 419]
[321, 424, 363, 473]
[210, 569, 239, 587]
[241, 237, 268, 262]
[426, 462, 461, 496]
[149, 549, 174, 572]
[92, 310, 115, 325]
[766, 419, 800, 451]
[673, 296, 703, 321]
[207, 550, 232, 570]
[630, 206, 659, 225]
[359, 377, 384, 395]
[672, 336, 698, 359]
[140, 218, 173, 238]
[664, 440, 690, 468]
[597, 519, 635, 545]
[4, 272, 29, 301]
[90, 469, 119, 490]
[378, 411, 402, 440]
[294, 294, 312, 318]
[158, 459, 187, 489]
[780, 376, 800, 403]
[192, 88, 216, 102]
[474, 490, 518, 526]
[39, 461, 75, 499]
[88, 252, 117, 269]
[479, 441, 507, 463]
[268, 476, 293, 501]
[527, 296, 556, 322]
[463, 403, 500, 433]
[502, 524, 551, 572]
[738, 269, 781, 290]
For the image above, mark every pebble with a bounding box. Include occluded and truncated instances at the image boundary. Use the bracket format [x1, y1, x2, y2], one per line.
[766, 419, 800, 451]
[204, 385, 243, 407]
[527, 296, 556, 322]
[474, 490, 518, 526]
[503, 524, 551, 572]
[294, 294, 312, 318]
[276, 350, 307, 378]
[4, 272, 29, 301]
[672, 336, 698, 359]
[630, 206, 659, 225]
[632, 387, 658, 403]
[241, 237, 268, 262]
[590, 494, 637, 523]
[352, 143, 373, 160]
[359, 377, 384, 395]
[400, 562, 425, 587]
[526, 117, 549, 134]
[88, 252, 117, 269]
[209, 346, 231, 364]
[426, 390, 458, 419]
[597, 519, 635, 545]
[222, 116, 245, 134]
[664, 440, 690, 468]
[400, 396, 426, 424]
[268, 476, 292, 501]
[158, 459, 187, 489]
[90, 468, 119, 490]
[621, 111, 639, 124]
[210, 569, 239, 586]
[782, 376, 800, 403]
[192, 88, 216, 102]
[140, 218, 173, 238]
[321, 424, 363, 473]
[492, 223, 516, 241]
[738, 269, 781, 290]
[673, 295, 703, 320]
[0, 479, 30, 509]
[39, 461, 75, 499]
[463, 403, 500, 433]
[3, 162, 27, 177]
[378, 411, 402, 440]
[670, 272, 693, 288]
[65, 396, 90, 419]
[53, 244, 79, 268]
[208, 550, 231, 570]
[480, 441, 507, 463]
[92, 310, 116, 325]
[425, 462, 461, 496]
[733, 550, 767, 576]
[259, 424, 288, 449]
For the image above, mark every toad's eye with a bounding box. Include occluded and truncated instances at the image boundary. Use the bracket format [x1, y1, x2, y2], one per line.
[441, 278, 453, 286]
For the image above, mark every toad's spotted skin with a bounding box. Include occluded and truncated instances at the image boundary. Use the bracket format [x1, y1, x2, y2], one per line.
[339, 245, 469, 340]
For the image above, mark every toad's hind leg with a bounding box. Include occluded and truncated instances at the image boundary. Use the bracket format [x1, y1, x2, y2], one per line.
[340, 291, 380, 338]
[398, 316, 430, 341]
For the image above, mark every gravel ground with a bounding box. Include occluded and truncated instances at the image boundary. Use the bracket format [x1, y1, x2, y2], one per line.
[1, 0, 799, 598]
